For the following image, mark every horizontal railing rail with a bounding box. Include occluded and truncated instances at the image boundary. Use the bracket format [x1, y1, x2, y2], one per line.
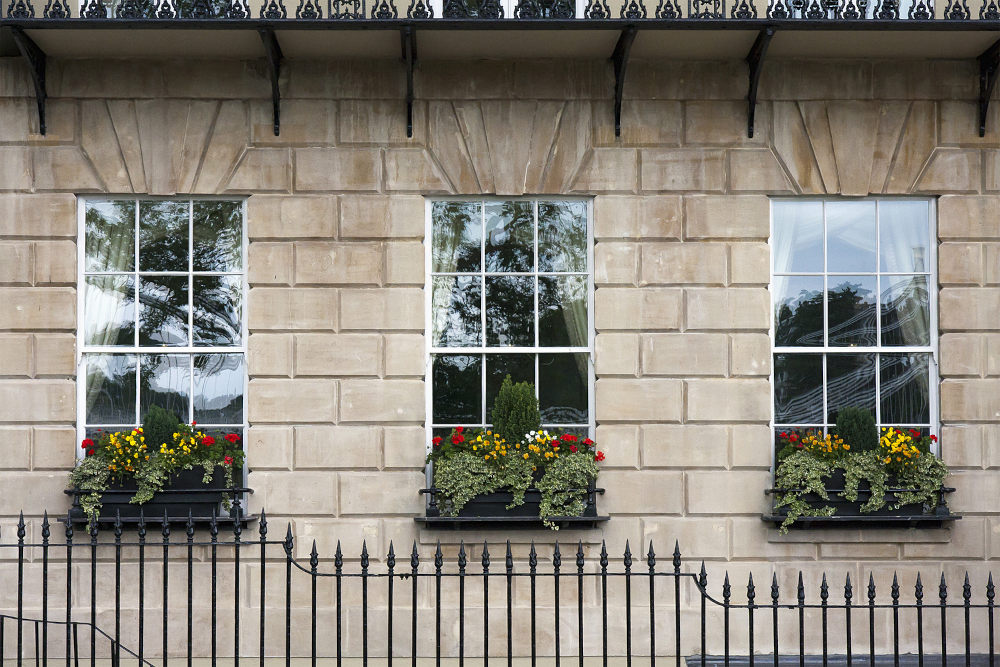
[0, 509, 996, 666]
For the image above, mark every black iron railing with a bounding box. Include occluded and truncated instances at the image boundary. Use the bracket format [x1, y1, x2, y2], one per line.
[0, 508, 996, 665]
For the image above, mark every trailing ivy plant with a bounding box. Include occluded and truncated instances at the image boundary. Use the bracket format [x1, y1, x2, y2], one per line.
[536, 451, 600, 529]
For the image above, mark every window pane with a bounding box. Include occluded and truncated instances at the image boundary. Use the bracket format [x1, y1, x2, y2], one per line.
[84, 354, 137, 425]
[538, 201, 586, 272]
[827, 201, 876, 273]
[773, 353, 823, 424]
[538, 353, 588, 424]
[772, 200, 823, 273]
[194, 354, 244, 424]
[827, 276, 876, 347]
[880, 353, 930, 424]
[486, 353, 534, 423]
[432, 276, 481, 347]
[485, 201, 533, 273]
[773, 276, 823, 347]
[84, 276, 135, 347]
[432, 202, 481, 273]
[85, 200, 135, 272]
[826, 353, 876, 424]
[193, 275, 242, 346]
[432, 354, 481, 424]
[139, 276, 189, 347]
[485, 276, 534, 346]
[140, 354, 190, 423]
[879, 200, 929, 273]
[139, 201, 189, 272]
[539, 275, 587, 347]
[193, 201, 241, 272]
[881, 275, 930, 347]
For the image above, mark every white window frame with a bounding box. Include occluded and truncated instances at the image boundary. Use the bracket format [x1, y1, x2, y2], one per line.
[424, 196, 596, 455]
[75, 196, 249, 457]
[768, 197, 940, 463]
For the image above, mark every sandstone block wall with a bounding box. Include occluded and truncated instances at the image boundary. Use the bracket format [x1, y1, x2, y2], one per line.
[0, 54, 997, 657]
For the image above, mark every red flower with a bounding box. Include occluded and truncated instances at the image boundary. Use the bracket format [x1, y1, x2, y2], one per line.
[796, 443, 803, 449]
[583, 438, 594, 446]
[224, 455, 234, 465]
[930, 434, 938, 442]
[568, 444, 578, 453]
[909, 428, 920, 438]
[81, 438, 94, 450]
[224, 433, 240, 444]
[85, 449, 94, 457]
[561, 433, 578, 442]
[789, 433, 799, 442]
[202, 435, 216, 447]
[451, 435, 464, 444]
[455, 426, 464, 433]
[192, 421, 197, 426]
[594, 451, 605, 462]
[432, 436, 443, 447]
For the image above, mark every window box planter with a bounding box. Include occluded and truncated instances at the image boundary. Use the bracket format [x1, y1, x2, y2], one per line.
[417, 485, 608, 530]
[762, 472, 958, 529]
[66, 469, 252, 526]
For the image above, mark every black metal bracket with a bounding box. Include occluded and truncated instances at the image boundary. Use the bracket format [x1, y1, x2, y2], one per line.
[9, 27, 46, 136]
[745, 26, 774, 139]
[258, 27, 283, 137]
[978, 37, 1000, 137]
[401, 27, 417, 139]
[611, 26, 637, 138]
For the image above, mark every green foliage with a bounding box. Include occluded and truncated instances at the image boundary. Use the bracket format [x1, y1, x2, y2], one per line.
[834, 407, 879, 453]
[432, 451, 535, 516]
[142, 405, 180, 451]
[491, 376, 541, 448]
[772, 450, 837, 531]
[536, 451, 600, 529]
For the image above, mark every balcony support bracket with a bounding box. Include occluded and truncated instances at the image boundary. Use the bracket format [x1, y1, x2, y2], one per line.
[10, 27, 46, 136]
[611, 26, 637, 138]
[401, 27, 417, 139]
[745, 26, 774, 139]
[979, 38, 1000, 138]
[258, 27, 283, 137]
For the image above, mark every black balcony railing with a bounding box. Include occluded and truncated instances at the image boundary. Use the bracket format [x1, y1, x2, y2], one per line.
[0, 508, 996, 666]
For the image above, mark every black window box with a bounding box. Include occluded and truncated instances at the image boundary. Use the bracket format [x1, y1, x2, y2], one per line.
[65, 468, 253, 526]
[762, 474, 958, 529]
[416, 487, 608, 530]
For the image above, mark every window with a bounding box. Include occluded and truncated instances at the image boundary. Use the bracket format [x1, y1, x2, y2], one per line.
[77, 198, 246, 449]
[427, 199, 593, 445]
[771, 199, 937, 448]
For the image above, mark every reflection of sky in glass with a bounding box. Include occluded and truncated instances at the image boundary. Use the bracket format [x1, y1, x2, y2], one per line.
[772, 200, 823, 273]
[195, 354, 244, 424]
[826, 201, 876, 273]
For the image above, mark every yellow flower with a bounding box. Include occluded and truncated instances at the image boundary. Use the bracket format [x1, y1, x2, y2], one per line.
[523, 453, 529, 460]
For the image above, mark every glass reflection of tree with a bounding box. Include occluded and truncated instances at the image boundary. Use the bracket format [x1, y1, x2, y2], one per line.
[775, 288, 823, 347]
[195, 354, 244, 423]
[486, 202, 532, 272]
[776, 283, 876, 347]
[195, 277, 240, 345]
[827, 281, 876, 346]
[774, 354, 822, 424]
[433, 277, 481, 346]
[139, 354, 189, 422]
[433, 203, 480, 272]
[85, 200, 134, 272]
[433, 355, 480, 423]
[881, 277, 929, 347]
[486, 277, 533, 346]
[538, 202, 586, 272]
[139, 202, 188, 271]
[194, 202, 241, 272]
[138, 277, 188, 346]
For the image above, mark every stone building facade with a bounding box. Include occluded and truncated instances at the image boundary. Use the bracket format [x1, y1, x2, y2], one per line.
[0, 36, 998, 657]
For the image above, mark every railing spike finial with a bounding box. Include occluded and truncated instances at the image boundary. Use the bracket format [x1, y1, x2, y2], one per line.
[599, 540, 608, 570]
[747, 572, 756, 602]
[963, 572, 972, 601]
[845, 573, 853, 603]
[771, 573, 779, 602]
[647, 541, 656, 569]
[161, 510, 170, 541]
[553, 540, 562, 569]
[334, 540, 343, 571]
[282, 522, 293, 556]
[90, 515, 99, 542]
[868, 573, 877, 602]
[434, 540, 443, 570]
[528, 541, 538, 571]
[259, 510, 268, 539]
[915, 572, 924, 601]
[207, 507, 216, 539]
[387, 541, 396, 570]
[310, 540, 319, 571]
[672, 539, 681, 573]
[505, 540, 513, 573]
[41, 510, 50, 541]
[623, 540, 632, 570]
[482, 540, 490, 570]
[458, 541, 467, 572]
[64, 514, 73, 541]
[410, 541, 419, 570]
[987, 572, 995, 602]
[940, 572, 949, 602]
[891, 572, 900, 602]
[16, 511, 25, 542]
[699, 561, 708, 588]
[797, 571, 805, 603]
[186, 509, 195, 539]
[578, 541, 586, 572]
[821, 573, 829, 603]
[361, 540, 370, 570]
[723, 572, 731, 603]
[114, 510, 122, 539]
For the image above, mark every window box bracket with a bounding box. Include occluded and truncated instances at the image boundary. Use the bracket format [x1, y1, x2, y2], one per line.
[979, 37, 1000, 137]
[401, 27, 417, 139]
[10, 26, 46, 136]
[746, 26, 775, 139]
[611, 26, 637, 138]
[258, 27, 283, 137]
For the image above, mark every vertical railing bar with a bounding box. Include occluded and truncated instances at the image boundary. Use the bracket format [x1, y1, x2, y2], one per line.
[797, 573, 805, 667]
[17, 512, 24, 667]
[162, 513, 170, 667]
[698, 561, 708, 667]
[34, 619, 39, 667]
[458, 542, 466, 667]
[42, 513, 50, 667]
[771, 574, 779, 667]
[529, 542, 537, 667]
[915, 574, 924, 667]
[435, 542, 443, 667]
[65, 518, 73, 667]
[90, 521, 97, 667]
[411, 543, 418, 667]
[892, 573, 900, 667]
[624, 542, 632, 667]
[722, 574, 731, 667]
[362, 542, 370, 667]
[336, 541, 343, 667]
[284, 525, 293, 667]
[73, 622, 79, 667]
[310, 541, 318, 667]
[113, 514, 122, 667]
[388, 542, 396, 667]
[210, 511, 217, 667]
[233, 508, 242, 667]
[578, 542, 586, 667]
[673, 543, 681, 667]
[845, 574, 853, 667]
[821, 574, 830, 667]
[747, 574, 755, 667]
[482, 542, 490, 667]
[987, 573, 995, 667]
[963, 573, 972, 667]
[600, 543, 608, 667]
[868, 574, 876, 667]
[187, 511, 195, 667]
[259, 513, 268, 667]
[554, 542, 561, 667]
[506, 541, 513, 667]
[940, 573, 948, 667]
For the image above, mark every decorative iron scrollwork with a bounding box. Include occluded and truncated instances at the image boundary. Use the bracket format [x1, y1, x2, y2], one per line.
[372, 0, 396, 17]
[226, 0, 250, 18]
[584, 0, 610, 17]
[331, 0, 362, 17]
[260, 0, 286, 17]
[116, 0, 146, 18]
[6, 0, 34, 18]
[982, 0, 999, 18]
[874, 0, 898, 17]
[944, 0, 969, 18]
[804, 0, 825, 17]
[620, 0, 646, 18]
[908, 0, 931, 18]
[189, 0, 217, 17]
[841, 0, 860, 16]
[690, 0, 721, 18]
[407, 0, 432, 16]
[549, 0, 574, 17]
[514, 0, 540, 17]
[155, 0, 176, 17]
[731, 0, 756, 18]
[441, 0, 469, 16]
[296, 0, 321, 17]
[767, 0, 790, 18]
[479, 0, 504, 18]
[80, 0, 106, 16]
[655, 0, 681, 17]
[42, 0, 69, 18]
